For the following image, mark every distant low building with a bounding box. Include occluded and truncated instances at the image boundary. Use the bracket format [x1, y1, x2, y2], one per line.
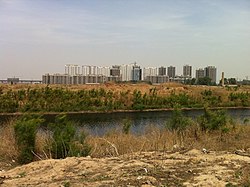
[242, 79, 250, 85]
[7, 78, 19, 84]
[145, 75, 169, 84]
[42, 74, 106, 84]
[107, 76, 122, 82]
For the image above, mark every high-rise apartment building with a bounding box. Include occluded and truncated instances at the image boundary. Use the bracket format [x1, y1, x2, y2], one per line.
[120, 62, 142, 81]
[110, 65, 121, 77]
[97, 66, 110, 77]
[82, 65, 89, 76]
[89, 66, 97, 75]
[82, 65, 97, 75]
[143, 67, 158, 80]
[196, 68, 205, 79]
[65, 64, 80, 75]
[158, 66, 166, 76]
[132, 63, 142, 81]
[167, 66, 176, 78]
[183, 65, 192, 78]
[120, 64, 132, 81]
[82, 65, 110, 76]
[205, 66, 217, 83]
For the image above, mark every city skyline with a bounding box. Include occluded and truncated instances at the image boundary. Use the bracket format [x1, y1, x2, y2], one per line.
[1, 0, 250, 80]
[41, 63, 220, 85]
[44, 63, 218, 83]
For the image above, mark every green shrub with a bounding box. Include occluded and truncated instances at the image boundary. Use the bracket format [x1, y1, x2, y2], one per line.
[167, 107, 193, 132]
[122, 118, 132, 134]
[14, 115, 44, 164]
[48, 115, 91, 159]
[198, 107, 233, 133]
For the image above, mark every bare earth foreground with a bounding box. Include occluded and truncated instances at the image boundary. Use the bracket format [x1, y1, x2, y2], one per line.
[1, 149, 250, 187]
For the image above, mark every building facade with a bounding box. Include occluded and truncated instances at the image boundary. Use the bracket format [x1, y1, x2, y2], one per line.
[196, 68, 205, 79]
[42, 74, 106, 84]
[120, 63, 142, 81]
[143, 67, 158, 80]
[167, 66, 176, 78]
[205, 66, 217, 83]
[132, 64, 142, 81]
[145, 75, 169, 84]
[65, 64, 80, 75]
[158, 66, 167, 76]
[183, 65, 192, 78]
[110, 65, 121, 77]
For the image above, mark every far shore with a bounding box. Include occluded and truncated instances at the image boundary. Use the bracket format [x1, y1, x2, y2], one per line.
[0, 106, 250, 116]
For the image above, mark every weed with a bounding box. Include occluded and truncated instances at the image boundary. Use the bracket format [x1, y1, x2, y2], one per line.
[18, 172, 26, 178]
[62, 181, 70, 187]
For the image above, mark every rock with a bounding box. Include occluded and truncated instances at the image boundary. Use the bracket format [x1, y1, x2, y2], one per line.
[202, 148, 208, 154]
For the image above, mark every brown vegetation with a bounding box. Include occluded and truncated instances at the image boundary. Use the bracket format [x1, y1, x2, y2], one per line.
[0, 118, 250, 186]
[1, 120, 250, 161]
[1, 82, 250, 99]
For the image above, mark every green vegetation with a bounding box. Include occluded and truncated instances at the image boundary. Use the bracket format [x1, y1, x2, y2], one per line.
[0, 85, 249, 113]
[167, 107, 193, 132]
[48, 115, 91, 159]
[13, 114, 91, 163]
[196, 77, 215, 86]
[14, 115, 44, 164]
[229, 92, 250, 106]
[198, 108, 234, 133]
[122, 118, 132, 134]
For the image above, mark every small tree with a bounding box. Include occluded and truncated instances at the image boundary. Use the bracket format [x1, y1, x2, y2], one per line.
[167, 107, 194, 146]
[48, 115, 91, 159]
[14, 115, 44, 164]
[198, 107, 233, 138]
[168, 108, 191, 131]
[196, 77, 212, 85]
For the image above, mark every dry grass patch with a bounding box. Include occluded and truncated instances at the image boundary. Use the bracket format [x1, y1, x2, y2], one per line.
[1, 118, 250, 162]
[86, 124, 250, 158]
[0, 120, 18, 160]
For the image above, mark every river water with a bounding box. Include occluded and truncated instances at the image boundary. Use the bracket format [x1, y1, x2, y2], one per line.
[0, 108, 249, 136]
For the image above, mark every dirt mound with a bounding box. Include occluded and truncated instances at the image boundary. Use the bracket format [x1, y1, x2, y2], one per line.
[0, 149, 250, 186]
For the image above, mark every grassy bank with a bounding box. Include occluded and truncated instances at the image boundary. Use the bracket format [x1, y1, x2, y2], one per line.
[1, 117, 250, 162]
[0, 83, 250, 113]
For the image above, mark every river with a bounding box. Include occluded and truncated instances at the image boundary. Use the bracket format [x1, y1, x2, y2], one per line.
[0, 108, 249, 136]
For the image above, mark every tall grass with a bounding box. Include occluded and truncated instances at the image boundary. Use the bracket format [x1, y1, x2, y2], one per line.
[86, 124, 250, 158]
[0, 119, 18, 161]
[0, 119, 250, 162]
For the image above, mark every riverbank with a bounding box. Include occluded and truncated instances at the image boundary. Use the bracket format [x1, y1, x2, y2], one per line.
[1, 117, 250, 186]
[1, 106, 250, 116]
[0, 83, 250, 114]
[1, 149, 250, 186]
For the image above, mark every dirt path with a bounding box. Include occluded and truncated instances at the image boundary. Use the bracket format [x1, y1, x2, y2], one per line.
[0, 149, 250, 187]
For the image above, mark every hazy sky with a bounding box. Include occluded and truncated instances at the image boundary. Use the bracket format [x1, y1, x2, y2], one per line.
[0, 0, 250, 80]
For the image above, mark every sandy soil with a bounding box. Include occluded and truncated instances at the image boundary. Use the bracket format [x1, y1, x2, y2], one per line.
[0, 149, 250, 187]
